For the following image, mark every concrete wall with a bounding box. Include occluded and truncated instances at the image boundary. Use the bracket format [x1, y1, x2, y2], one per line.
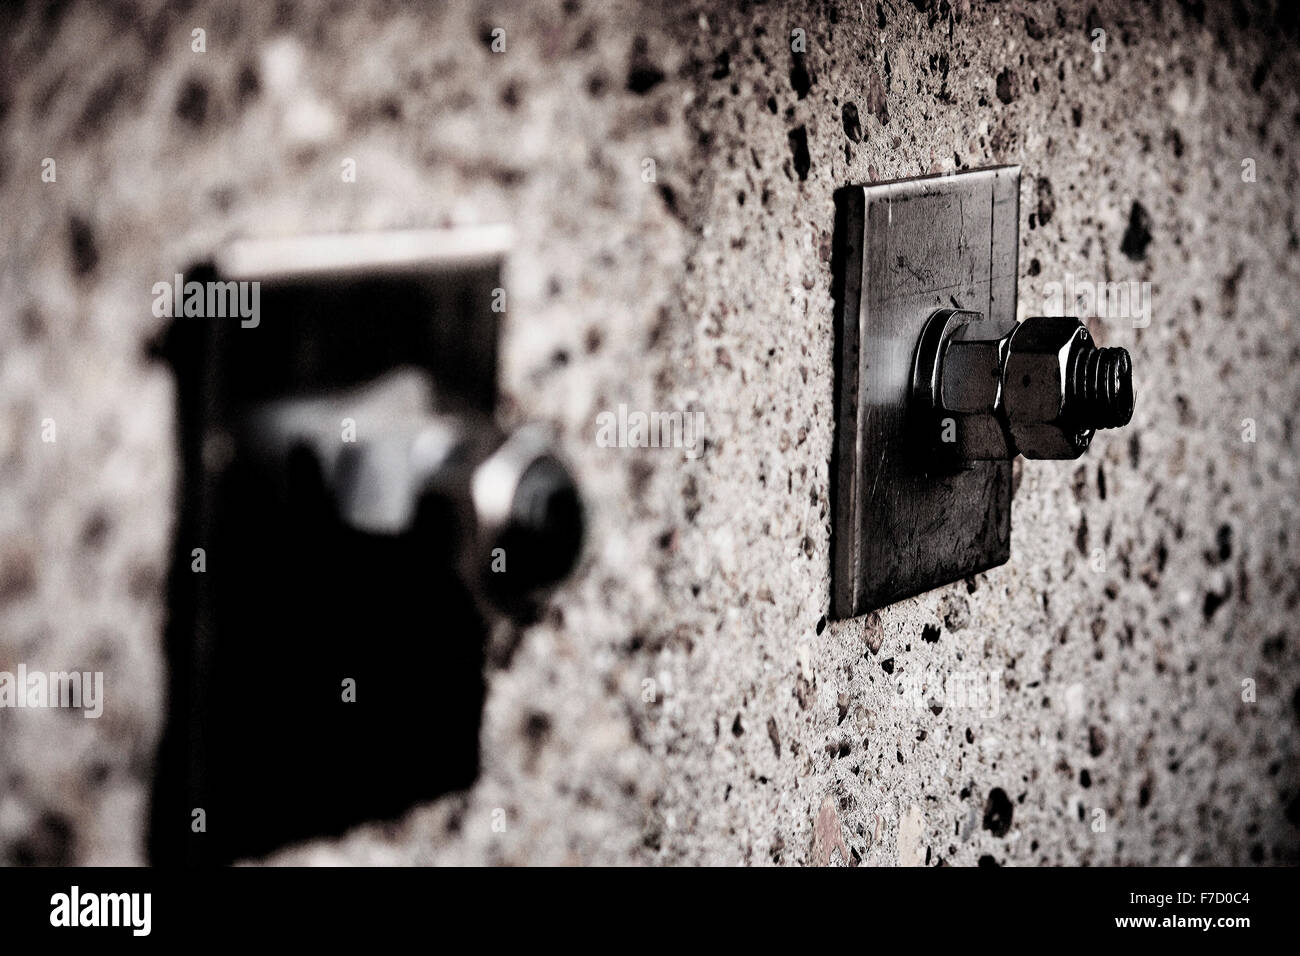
[1, 0, 1297, 865]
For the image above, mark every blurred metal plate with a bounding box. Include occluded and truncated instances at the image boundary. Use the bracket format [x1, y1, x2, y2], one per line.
[151, 228, 504, 864]
[831, 167, 1021, 618]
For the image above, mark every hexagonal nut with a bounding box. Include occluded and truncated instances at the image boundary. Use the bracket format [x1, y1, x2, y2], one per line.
[1003, 316, 1092, 459]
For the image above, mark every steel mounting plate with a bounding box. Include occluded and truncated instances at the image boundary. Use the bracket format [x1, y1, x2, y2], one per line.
[831, 167, 1021, 618]
[151, 227, 509, 865]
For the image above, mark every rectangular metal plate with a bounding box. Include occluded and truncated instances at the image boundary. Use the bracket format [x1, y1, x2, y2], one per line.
[831, 167, 1021, 618]
[151, 229, 507, 864]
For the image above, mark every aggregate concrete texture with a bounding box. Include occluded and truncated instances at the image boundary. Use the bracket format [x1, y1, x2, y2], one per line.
[0, 0, 1297, 865]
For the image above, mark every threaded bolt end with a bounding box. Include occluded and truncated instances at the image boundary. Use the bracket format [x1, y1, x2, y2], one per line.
[1069, 345, 1133, 429]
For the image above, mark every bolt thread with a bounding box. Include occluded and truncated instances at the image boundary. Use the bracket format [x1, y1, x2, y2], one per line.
[1069, 345, 1134, 429]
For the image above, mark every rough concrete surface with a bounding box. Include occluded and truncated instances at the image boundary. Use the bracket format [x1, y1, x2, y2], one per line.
[1, 0, 1298, 866]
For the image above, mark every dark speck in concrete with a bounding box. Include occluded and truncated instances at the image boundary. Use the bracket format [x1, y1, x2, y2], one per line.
[1214, 524, 1233, 563]
[235, 62, 260, 104]
[789, 53, 812, 99]
[67, 215, 98, 277]
[1036, 177, 1055, 226]
[1251, 58, 1271, 91]
[80, 511, 111, 550]
[174, 76, 209, 126]
[1089, 725, 1107, 757]
[524, 711, 552, 744]
[712, 50, 730, 80]
[1120, 201, 1154, 260]
[842, 102, 862, 143]
[996, 68, 1017, 104]
[1203, 586, 1230, 620]
[983, 787, 1013, 836]
[627, 57, 665, 94]
[658, 183, 683, 222]
[788, 125, 810, 180]
[1166, 127, 1184, 157]
[1221, 261, 1246, 308]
